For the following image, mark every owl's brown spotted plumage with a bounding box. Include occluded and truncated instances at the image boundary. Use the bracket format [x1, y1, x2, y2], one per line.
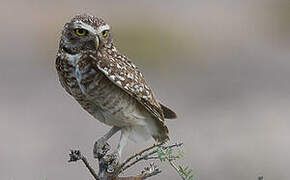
[55, 14, 176, 157]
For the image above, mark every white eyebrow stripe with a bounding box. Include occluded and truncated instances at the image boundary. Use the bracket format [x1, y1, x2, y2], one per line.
[97, 24, 110, 33]
[74, 21, 97, 34]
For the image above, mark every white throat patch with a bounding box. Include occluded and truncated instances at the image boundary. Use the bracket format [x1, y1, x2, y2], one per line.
[66, 53, 81, 66]
[66, 53, 88, 96]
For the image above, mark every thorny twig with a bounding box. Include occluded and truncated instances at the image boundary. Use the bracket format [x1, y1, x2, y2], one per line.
[141, 163, 162, 179]
[68, 142, 185, 180]
[69, 150, 100, 180]
[160, 148, 185, 180]
[116, 143, 183, 175]
[115, 142, 164, 175]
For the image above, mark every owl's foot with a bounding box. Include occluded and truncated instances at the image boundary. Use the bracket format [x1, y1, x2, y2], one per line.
[93, 137, 111, 159]
[104, 151, 120, 173]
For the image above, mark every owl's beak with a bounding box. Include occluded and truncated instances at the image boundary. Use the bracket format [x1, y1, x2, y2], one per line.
[95, 36, 100, 50]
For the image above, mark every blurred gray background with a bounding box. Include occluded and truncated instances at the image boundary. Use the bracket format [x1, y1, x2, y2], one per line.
[1, 0, 290, 179]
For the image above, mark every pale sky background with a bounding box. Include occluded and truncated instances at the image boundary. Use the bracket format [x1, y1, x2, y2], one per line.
[1, 0, 290, 179]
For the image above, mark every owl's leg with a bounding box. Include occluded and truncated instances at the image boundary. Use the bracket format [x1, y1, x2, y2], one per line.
[93, 126, 120, 158]
[116, 129, 129, 158]
[102, 126, 121, 141]
[100, 129, 129, 173]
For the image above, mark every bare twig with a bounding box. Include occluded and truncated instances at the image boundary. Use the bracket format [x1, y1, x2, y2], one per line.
[143, 156, 179, 161]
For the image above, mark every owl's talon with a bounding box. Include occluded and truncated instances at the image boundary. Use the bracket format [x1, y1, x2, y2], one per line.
[104, 151, 120, 173]
[93, 138, 111, 159]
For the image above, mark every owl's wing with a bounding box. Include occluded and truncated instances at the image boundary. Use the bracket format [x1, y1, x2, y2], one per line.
[90, 52, 165, 121]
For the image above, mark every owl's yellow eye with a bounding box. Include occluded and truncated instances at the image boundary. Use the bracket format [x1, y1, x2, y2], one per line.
[102, 30, 109, 38]
[75, 28, 88, 36]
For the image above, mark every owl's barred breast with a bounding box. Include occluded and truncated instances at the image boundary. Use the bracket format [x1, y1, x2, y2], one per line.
[56, 53, 149, 127]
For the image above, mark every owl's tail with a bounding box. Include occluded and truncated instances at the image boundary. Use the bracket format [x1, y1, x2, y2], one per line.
[125, 125, 151, 142]
[160, 103, 177, 119]
[125, 117, 169, 143]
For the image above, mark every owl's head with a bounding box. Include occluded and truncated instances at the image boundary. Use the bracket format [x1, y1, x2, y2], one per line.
[59, 14, 112, 54]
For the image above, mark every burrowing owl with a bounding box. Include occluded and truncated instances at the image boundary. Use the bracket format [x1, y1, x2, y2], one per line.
[55, 14, 176, 158]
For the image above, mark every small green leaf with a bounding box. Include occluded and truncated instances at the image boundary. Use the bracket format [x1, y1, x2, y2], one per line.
[157, 147, 166, 162]
[178, 165, 195, 180]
